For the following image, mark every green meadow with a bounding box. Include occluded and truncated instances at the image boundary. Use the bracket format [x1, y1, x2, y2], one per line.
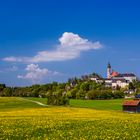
[23, 97, 124, 110]
[0, 97, 140, 140]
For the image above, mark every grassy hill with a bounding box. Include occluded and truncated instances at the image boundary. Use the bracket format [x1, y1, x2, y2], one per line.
[0, 97, 47, 111]
[0, 97, 140, 139]
[23, 97, 124, 111]
[70, 99, 124, 110]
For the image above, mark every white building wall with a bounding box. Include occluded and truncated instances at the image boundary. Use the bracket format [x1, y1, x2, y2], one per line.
[123, 77, 136, 82]
[112, 81, 129, 88]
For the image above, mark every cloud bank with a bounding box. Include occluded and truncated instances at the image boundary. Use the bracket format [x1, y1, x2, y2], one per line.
[18, 64, 59, 83]
[3, 32, 103, 63]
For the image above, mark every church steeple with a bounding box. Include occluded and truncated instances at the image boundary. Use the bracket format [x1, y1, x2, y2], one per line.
[107, 62, 111, 79]
[107, 62, 111, 69]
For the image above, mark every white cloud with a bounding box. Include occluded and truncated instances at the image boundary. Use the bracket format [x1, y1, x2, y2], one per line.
[3, 57, 23, 62]
[17, 64, 59, 83]
[3, 32, 103, 63]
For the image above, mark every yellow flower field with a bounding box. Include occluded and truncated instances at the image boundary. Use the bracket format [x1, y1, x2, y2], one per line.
[0, 97, 140, 140]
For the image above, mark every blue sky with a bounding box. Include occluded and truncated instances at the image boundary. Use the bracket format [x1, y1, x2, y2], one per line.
[0, 0, 140, 86]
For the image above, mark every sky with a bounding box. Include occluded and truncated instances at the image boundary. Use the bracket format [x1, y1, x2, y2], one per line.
[0, 0, 140, 86]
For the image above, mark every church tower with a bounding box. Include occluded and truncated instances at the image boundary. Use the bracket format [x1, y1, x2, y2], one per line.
[107, 62, 111, 79]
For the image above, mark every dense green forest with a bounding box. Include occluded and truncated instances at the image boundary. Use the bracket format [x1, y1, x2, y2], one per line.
[0, 73, 139, 102]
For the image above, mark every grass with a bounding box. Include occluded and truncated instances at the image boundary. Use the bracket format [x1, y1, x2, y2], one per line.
[23, 97, 48, 104]
[23, 97, 124, 111]
[0, 97, 140, 139]
[0, 97, 124, 111]
[70, 99, 124, 110]
[0, 97, 46, 111]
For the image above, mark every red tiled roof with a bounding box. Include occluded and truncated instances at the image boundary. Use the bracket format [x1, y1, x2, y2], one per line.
[123, 100, 140, 106]
[111, 71, 118, 77]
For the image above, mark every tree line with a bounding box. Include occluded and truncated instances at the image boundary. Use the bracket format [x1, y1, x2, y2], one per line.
[0, 72, 139, 105]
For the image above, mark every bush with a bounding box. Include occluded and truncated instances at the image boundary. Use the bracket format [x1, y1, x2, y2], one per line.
[76, 90, 85, 99]
[86, 90, 124, 100]
[113, 91, 124, 99]
[47, 92, 69, 106]
[0, 88, 13, 97]
[86, 90, 99, 99]
[69, 88, 79, 99]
